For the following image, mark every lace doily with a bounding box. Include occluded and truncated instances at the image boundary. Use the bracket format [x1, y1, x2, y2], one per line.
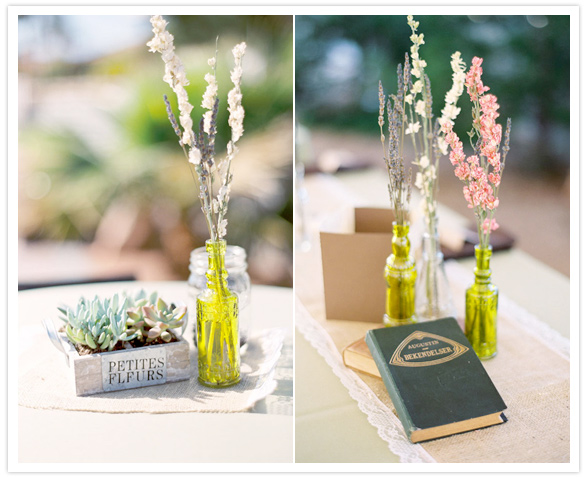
[295, 296, 436, 463]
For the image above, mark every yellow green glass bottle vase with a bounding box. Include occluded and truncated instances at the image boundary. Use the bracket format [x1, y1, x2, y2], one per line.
[196, 239, 241, 387]
[465, 244, 498, 359]
[383, 222, 417, 327]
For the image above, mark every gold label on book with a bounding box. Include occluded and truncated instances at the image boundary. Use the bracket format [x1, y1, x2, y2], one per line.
[389, 331, 469, 367]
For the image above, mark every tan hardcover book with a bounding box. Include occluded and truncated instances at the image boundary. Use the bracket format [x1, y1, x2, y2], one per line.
[342, 337, 381, 378]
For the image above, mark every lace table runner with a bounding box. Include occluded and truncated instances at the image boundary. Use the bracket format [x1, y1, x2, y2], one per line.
[19, 327, 285, 414]
[296, 261, 570, 463]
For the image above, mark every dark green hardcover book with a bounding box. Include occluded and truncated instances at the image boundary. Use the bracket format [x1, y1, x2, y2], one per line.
[365, 317, 507, 443]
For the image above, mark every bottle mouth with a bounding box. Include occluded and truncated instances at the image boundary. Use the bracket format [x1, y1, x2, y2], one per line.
[189, 245, 248, 274]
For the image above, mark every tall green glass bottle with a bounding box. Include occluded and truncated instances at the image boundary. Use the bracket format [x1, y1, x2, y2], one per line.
[465, 244, 498, 359]
[384, 222, 417, 327]
[197, 239, 240, 387]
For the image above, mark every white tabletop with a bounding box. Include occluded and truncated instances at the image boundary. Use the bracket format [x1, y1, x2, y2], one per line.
[17, 282, 293, 465]
[295, 170, 571, 463]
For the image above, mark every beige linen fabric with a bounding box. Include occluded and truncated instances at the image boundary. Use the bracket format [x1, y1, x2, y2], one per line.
[19, 327, 284, 414]
[297, 251, 570, 463]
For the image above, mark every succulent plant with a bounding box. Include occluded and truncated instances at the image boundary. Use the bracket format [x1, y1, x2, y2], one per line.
[126, 291, 187, 343]
[58, 294, 137, 351]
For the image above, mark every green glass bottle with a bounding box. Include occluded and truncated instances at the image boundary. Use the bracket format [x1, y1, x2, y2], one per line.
[384, 222, 417, 326]
[197, 239, 240, 387]
[465, 244, 498, 359]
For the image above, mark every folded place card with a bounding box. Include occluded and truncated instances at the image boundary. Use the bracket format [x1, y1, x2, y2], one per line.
[320, 208, 398, 323]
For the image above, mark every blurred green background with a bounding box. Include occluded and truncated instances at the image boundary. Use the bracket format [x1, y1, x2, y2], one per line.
[19, 15, 293, 288]
[296, 14, 570, 175]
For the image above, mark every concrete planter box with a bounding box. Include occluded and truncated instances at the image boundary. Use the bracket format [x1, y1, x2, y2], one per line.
[60, 335, 191, 396]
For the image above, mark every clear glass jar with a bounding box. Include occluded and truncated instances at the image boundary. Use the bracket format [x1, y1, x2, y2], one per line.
[189, 244, 251, 351]
[415, 217, 457, 321]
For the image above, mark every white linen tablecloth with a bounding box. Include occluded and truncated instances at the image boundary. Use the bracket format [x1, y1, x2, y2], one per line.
[17, 282, 293, 464]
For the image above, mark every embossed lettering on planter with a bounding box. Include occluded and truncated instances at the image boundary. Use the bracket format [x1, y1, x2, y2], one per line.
[101, 347, 167, 392]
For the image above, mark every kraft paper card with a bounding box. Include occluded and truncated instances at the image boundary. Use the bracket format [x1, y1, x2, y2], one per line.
[320, 207, 515, 322]
[320, 208, 395, 323]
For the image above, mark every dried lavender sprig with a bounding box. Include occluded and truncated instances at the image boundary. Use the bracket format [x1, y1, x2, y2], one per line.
[424, 74, 433, 120]
[206, 98, 220, 167]
[163, 95, 183, 141]
[403, 53, 411, 96]
[432, 120, 441, 161]
[396, 63, 403, 102]
[502, 117, 512, 163]
[378, 81, 385, 128]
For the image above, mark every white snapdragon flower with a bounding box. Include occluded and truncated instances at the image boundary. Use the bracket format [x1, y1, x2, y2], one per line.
[413, 59, 427, 71]
[437, 51, 467, 155]
[438, 137, 449, 155]
[218, 219, 228, 238]
[406, 122, 421, 135]
[407, 15, 419, 30]
[188, 147, 201, 166]
[203, 110, 213, 135]
[411, 80, 423, 95]
[444, 89, 459, 106]
[405, 94, 413, 105]
[410, 33, 425, 46]
[227, 42, 246, 143]
[415, 99, 426, 117]
[150, 15, 167, 33]
[181, 129, 192, 147]
[218, 184, 231, 202]
[201, 73, 218, 111]
[419, 154, 429, 168]
[232, 42, 246, 60]
[441, 104, 461, 122]
[148, 15, 196, 147]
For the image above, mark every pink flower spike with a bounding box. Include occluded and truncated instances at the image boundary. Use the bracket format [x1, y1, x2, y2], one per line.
[482, 218, 499, 233]
[472, 57, 483, 67]
[486, 196, 500, 210]
[454, 162, 471, 180]
[488, 172, 501, 186]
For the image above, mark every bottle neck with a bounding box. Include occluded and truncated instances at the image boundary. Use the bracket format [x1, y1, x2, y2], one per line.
[206, 240, 229, 290]
[421, 217, 441, 260]
[392, 222, 411, 258]
[474, 244, 493, 285]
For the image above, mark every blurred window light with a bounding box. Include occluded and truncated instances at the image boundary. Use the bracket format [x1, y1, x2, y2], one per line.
[465, 21, 509, 47]
[526, 15, 549, 29]
[322, 39, 363, 82]
[19, 15, 151, 64]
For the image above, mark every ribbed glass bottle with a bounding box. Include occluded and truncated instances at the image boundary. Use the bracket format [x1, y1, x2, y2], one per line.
[415, 218, 456, 320]
[465, 244, 498, 359]
[383, 222, 417, 326]
[196, 239, 240, 387]
[189, 244, 251, 350]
